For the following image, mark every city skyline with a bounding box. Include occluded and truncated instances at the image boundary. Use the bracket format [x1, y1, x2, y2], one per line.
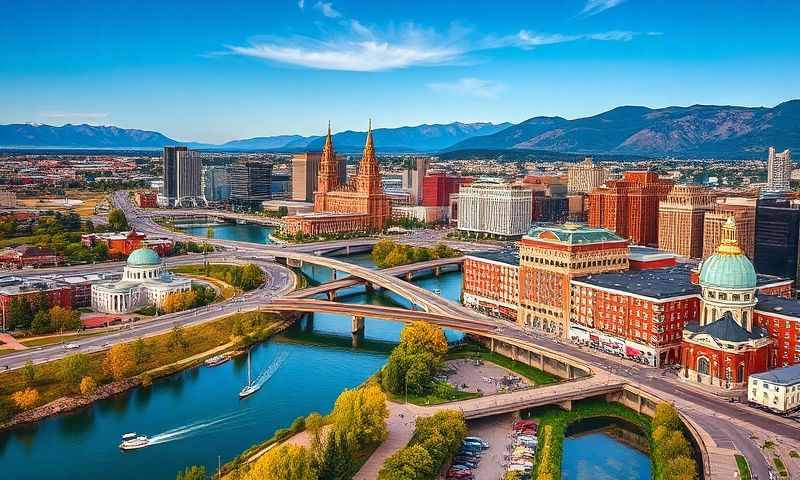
[2, 1, 799, 143]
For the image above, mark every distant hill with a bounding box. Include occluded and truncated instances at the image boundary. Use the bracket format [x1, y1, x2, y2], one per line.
[445, 101, 800, 158]
[0, 123, 179, 148]
[217, 134, 317, 150]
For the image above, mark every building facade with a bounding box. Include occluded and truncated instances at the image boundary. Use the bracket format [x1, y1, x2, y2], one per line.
[202, 166, 231, 203]
[567, 156, 606, 194]
[518, 224, 630, 337]
[91, 247, 191, 314]
[283, 123, 391, 236]
[457, 183, 533, 237]
[291, 151, 347, 203]
[703, 200, 756, 259]
[748, 364, 800, 413]
[133, 191, 158, 208]
[754, 197, 800, 281]
[0, 278, 73, 328]
[422, 172, 471, 207]
[0, 191, 17, 208]
[0, 245, 62, 269]
[462, 251, 520, 320]
[161, 146, 202, 207]
[766, 147, 792, 194]
[230, 161, 273, 209]
[588, 171, 673, 246]
[401, 157, 430, 205]
[657, 185, 715, 258]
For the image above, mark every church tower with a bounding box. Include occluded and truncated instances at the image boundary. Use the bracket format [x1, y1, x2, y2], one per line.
[314, 122, 340, 212]
[355, 120, 382, 194]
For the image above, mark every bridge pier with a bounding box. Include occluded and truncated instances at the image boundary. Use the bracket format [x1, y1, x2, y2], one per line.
[557, 399, 573, 411]
[327, 290, 336, 301]
[351, 315, 365, 334]
[405, 272, 413, 281]
[434, 266, 441, 277]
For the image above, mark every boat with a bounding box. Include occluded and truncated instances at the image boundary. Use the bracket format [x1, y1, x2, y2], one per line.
[239, 350, 261, 399]
[119, 433, 150, 450]
[204, 354, 231, 367]
[432, 288, 442, 295]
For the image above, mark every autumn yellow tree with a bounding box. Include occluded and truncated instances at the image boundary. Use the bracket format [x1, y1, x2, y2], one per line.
[330, 384, 388, 451]
[160, 290, 198, 314]
[104, 344, 136, 380]
[12, 388, 40, 409]
[399, 321, 448, 357]
[242, 444, 316, 480]
[80, 376, 98, 395]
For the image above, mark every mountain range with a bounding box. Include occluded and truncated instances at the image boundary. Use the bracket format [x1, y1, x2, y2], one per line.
[1, 100, 797, 158]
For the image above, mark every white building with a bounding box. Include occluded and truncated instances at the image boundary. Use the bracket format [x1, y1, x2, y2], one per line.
[567, 157, 606, 194]
[748, 364, 800, 413]
[766, 147, 792, 194]
[457, 183, 532, 237]
[91, 247, 191, 314]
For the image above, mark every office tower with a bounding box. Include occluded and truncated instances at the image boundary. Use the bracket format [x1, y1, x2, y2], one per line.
[767, 147, 792, 194]
[567, 156, 607, 194]
[229, 161, 273, 209]
[202, 166, 230, 203]
[588, 171, 673, 246]
[162, 146, 202, 206]
[521, 176, 569, 223]
[703, 198, 756, 259]
[401, 156, 430, 205]
[291, 151, 346, 202]
[657, 185, 715, 258]
[457, 183, 533, 237]
[270, 174, 291, 199]
[754, 197, 800, 281]
[162, 146, 186, 205]
[422, 171, 472, 207]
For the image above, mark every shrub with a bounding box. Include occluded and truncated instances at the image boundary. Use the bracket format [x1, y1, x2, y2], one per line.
[12, 388, 40, 409]
[79, 376, 98, 395]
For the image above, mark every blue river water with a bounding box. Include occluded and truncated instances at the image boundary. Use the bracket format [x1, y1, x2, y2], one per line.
[176, 223, 275, 244]
[561, 420, 652, 480]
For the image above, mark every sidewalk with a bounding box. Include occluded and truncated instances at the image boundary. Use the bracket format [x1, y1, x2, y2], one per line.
[0, 333, 27, 350]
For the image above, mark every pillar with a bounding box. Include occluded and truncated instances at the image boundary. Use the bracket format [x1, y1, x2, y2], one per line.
[351, 315, 365, 334]
[567, 364, 575, 379]
[327, 290, 336, 301]
[490, 337, 495, 353]
[434, 266, 441, 277]
[558, 399, 573, 411]
[405, 272, 413, 281]
[345, 245, 350, 255]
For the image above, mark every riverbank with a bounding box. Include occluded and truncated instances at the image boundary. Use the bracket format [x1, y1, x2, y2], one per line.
[0, 311, 290, 430]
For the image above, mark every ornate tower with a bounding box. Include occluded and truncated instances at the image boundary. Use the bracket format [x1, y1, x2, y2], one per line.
[355, 120, 382, 194]
[314, 122, 340, 212]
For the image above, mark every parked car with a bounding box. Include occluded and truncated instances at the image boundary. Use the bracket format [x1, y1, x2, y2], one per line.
[464, 436, 490, 448]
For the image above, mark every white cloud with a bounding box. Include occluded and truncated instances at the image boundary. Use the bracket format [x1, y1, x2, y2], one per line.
[314, 1, 341, 18]
[40, 112, 109, 119]
[581, 0, 625, 16]
[298, 0, 304, 9]
[485, 29, 639, 49]
[427, 78, 505, 99]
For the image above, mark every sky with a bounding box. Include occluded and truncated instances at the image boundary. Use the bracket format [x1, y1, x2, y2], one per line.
[1, 0, 799, 144]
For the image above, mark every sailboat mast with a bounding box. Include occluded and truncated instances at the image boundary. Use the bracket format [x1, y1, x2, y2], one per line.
[247, 351, 252, 385]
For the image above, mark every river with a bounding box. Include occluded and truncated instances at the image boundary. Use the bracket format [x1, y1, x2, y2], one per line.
[0, 248, 463, 479]
[175, 222, 275, 244]
[561, 417, 652, 480]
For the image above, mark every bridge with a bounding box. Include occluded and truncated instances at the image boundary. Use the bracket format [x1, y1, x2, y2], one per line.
[140, 207, 287, 228]
[286, 257, 464, 300]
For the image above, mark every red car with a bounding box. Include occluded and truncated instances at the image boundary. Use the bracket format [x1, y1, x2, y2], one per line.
[447, 468, 473, 479]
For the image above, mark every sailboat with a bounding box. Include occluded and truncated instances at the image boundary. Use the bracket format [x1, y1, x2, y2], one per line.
[239, 350, 260, 398]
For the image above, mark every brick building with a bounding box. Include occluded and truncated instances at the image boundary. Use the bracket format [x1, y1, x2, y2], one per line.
[133, 191, 158, 208]
[657, 185, 715, 258]
[518, 224, 629, 336]
[588, 171, 673, 246]
[284, 123, 391, 236]
[0, 245, 62, 269]
[0, 278, 73, 328]
[703, 198, 756, 260]
[462, 251, 520, 320]
[81, 230, 172, 257]
[421, 172, 471, 207]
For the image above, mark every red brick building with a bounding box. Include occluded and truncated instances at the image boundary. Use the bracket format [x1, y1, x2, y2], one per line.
[462, 251, 520, 320]
[421, 172, 472, 207]
[0, 279, 73, 327]
[81, 230, 173, 257]
[588, 171, 673, 246]
[133, 190, 158, 208]
[0, 245, 62, 269]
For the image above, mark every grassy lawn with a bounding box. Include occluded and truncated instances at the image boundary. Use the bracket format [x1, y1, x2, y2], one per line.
[735, 454, 751, 480]
[0, 234, 49, 248]
[173, 272, 238, 300]
[170, 263, 262, 292]
[20, 332, 102, 348]
[386, 381, 481, 406]
[773, 456, 788, 477]
[446, 343, 560, 385]
[0, 311, 281, 422]
[523, 399, 653, 480]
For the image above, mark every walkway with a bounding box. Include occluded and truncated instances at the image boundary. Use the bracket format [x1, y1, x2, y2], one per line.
[0, 333, 27, 351]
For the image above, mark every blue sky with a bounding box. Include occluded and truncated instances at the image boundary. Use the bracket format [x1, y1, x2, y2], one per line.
[1, 0, 798, 143]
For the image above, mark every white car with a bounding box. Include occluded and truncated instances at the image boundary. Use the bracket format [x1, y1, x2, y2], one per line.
[63, 343, 79, 350]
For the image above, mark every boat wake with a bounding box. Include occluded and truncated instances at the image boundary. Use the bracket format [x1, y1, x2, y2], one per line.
[146, 410, 253, 446]
[252, 351, 289, 390]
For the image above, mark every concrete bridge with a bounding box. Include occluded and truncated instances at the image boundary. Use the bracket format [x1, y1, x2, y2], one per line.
[286, 257, 464, 300]
[143, 208, 287, 228]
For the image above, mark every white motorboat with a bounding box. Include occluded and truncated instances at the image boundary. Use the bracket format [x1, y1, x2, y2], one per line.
[119, 433, 150, 450]
[432, 288, 441, 295]
[239, 350, 261, 399]
[204, 354, 231, 367]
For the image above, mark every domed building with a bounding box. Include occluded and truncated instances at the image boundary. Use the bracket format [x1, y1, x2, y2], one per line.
[91, 247, 192, 314]
[681, 218, 771, 388]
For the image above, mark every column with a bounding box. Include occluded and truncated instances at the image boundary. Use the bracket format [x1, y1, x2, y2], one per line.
[351, 315, 365, 334]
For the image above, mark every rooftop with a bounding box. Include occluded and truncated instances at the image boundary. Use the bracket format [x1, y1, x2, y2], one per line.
[750, 364, 800, 385]
[629, 246, 678, 262]
[755, 294, 800, 318]
[684, 312, 767, 343]
[526, 223, 625, 245]
[467, 249, 520, 266]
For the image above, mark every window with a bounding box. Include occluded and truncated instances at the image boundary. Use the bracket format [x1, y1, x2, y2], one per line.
[697, 357, 710, 376]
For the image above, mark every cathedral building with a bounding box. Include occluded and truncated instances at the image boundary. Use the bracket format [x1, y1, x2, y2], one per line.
[283, 123, 390, 236]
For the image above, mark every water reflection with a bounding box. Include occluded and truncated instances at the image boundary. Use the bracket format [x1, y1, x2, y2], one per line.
[562, 417, 651, 480]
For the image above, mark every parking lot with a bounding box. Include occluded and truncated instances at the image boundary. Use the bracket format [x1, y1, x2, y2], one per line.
[458, 414, 516, 480]
[443, 359, 529, 395]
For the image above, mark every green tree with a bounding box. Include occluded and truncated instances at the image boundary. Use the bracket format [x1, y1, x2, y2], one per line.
[9, 297, 33, 330]
[32, 291, 50, 314]
[305, 411, 326, 456]
[31, 309, 53, 334]
[330, 385, 389, 451]
[61, 353, 90, 391]
[238, 264, 265, 290]
[168, 324, 189, 351]
[665, 455, 698, 480]
[22, 360, 36, 387]
[377, 444, 435, 480]
[175, 465, 207, 480]
[656, 431, 692, 465]
[108, 208, 128, 231]
[132, 337, 149, 364]
[317, 431, 355, 480]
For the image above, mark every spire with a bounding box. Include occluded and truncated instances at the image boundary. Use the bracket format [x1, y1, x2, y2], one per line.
[365, 118, 373, 150]
[356, 119, 381, 193]
[717, 216, 743, 256]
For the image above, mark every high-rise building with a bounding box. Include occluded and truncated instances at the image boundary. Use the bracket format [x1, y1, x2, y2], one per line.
[703, 198, 756, 259]
[567, 156, 607, 194]
[766, 147, 792, 194]
[202, 166, 230, 203]
[161, 146, 202, 207]
[456, 183, 533, 237]
[422, 172, 471, 207]
[657, 185, 715, 258]
[271, 174, 291, 199]
[754, 197, 800, 281]
[283, 122, 391, 236]
[229, 161, 273, 209]
[401, 157, 430, 205]
[588, 171, 673, 246]
[518, 224, 629, 336]
[291, 151, 346, 202]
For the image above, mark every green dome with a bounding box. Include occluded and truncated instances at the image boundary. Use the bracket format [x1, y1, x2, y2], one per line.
[127, 247, 161, 266]
[699, 253, 756, 289]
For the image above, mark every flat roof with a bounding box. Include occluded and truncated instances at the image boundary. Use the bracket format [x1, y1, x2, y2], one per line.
[629, 246, 678, 261]
[467, 250, 520, 267]
[755, 294, 800, 318]
[750, 364, 800, 385]
[575, 263, 699, 299]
